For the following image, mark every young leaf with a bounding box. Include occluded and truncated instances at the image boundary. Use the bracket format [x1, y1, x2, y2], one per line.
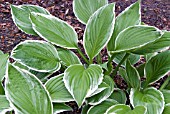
[163, 104, 170, 114]
[53, 103, 72, 114]
[112, 25, 162, 53]
[0, 53, 9, 81]
[63, 64, 103, 107]
[30, 13, 78, 49]
[113, 52, 140, 67]
[87, 99, 118, 114]
[84, 3, 115, 60]
[57, 48, 81, 67]
[109, 89, 127, 104]
[73, 0, 108, 24]
[11, 4, 49, 35]
[130, 87, 164, 114]
[132, 31, 170, 55]
[87, 75, 114, 105]
[125, 60, 141, 89]
[45, 74, 74, 103]
[5, 64, 53, 114]
[145, 51, 170, 85]
[161, 90, 170, 104]
[108, 0, 141, 51]
[0, 95, 11, 113]
[106, 105, 146, 114]
[11, 40, 61, 72]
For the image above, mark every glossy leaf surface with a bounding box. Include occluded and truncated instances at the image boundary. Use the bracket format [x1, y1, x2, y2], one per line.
[53, 103, 72, 114]
[106, 105, 146, 114]
[11, 4, 49, 35]
[64, 64, 103, 107]
[57, 48, 81, 67]
[87, 99, 118, 114]
[45, 74, 74, 103]
[130, 88, 164, 114]
[0, 95, 11, 114]
[30, 13, 78, 49]
[113, 26, 162, 53]
[108, 1, 141, 51]
[6, 64, 53, 114]
[87, 75, 114, 105]
[11, 40, 61, 72]
[0, 53, 9, 81]
[145, 51, 170, 85]
[73, 0, 108, 24]
[84, 3, 115, 60]
[133, 31, 170, 54]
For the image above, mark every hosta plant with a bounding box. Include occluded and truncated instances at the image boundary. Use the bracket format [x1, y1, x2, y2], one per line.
[1, 0, 170, 114]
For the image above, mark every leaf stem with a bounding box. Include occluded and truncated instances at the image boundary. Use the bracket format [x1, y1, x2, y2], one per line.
[111, 53, 130, 78]
[104, 53, 117, 75]
[77, 48, 89, 64]
[160, 76, 170, 90]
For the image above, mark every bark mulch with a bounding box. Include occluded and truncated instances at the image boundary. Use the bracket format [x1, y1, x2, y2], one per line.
[0, 0, 170, 114]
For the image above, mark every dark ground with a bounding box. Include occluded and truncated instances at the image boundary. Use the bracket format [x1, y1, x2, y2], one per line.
[0, 0, 170, 114]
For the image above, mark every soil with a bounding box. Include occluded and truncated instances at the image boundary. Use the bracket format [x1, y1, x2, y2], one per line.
[0, 0, 170, 114]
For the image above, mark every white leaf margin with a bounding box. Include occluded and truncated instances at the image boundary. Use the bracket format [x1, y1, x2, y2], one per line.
[10, 4, 50, 35]
[63, 64, 104, 107]
[83, 3, 116, 59]
[30, 12, 78, 49]
[11, 40, 61, 73]
[4, 64, 53, 114]
[129, 87, 165, 114]
[110, 25, 163, 53]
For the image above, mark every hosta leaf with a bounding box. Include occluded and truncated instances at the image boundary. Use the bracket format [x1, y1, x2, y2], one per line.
[0, 53, 9, 81]
[82, 105, 91, 114]
[11, 40, 61, 72]
[30, 13, 78, 49]
[57, 48, 81, 67]
[63, 64, 103, 107]
[145, 51, 170, 85]
[163, 104, 170, 114]
[0, 95, 11, 113]
[45, 74, 74, 103]
[106, 105, 146, 114]
[0, 50, 3, 55]
[108, 1, 141, 51]
[87, 75, 114, 105]
[144, 53, 157, 62]
[130, 88, 164, 114]
[13, 62, 51, 82]
[113, 52, 140, 67]
[11, 4, 49, 35]
[112, 25, 162, 53]
[125, 60, 140, 89]
[53, 103, 72, 114]
[89, 82, 109, 97]
[136, 63, 146, 77]
[0, 83, 5, 95]
[84, 3, 115, 60]
[5, 64, 53, 114]
[161, 89, 170, 104]
[87, 99, 118, 114]
[132, 31, 170, 55]
[109, 89, 127, 104]
[73, 0, 108, 24]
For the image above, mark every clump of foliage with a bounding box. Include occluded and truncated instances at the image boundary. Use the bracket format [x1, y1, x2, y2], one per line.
[0, 0, 170, 114]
